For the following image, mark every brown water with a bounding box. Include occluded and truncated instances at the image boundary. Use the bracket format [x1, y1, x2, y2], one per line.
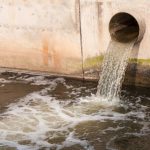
[0, 72, 150, 150]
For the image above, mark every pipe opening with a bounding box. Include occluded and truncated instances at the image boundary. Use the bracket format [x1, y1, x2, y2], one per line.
[109, 12, 140, 43]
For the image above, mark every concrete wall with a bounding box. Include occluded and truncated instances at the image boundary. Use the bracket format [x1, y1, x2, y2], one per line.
[0, 0, 82, 77]
[0, 0, 150, 86]
[81, 0, 150, 87]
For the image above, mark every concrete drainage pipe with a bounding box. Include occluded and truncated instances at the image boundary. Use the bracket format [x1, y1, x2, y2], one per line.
[109, 12, 145, 43]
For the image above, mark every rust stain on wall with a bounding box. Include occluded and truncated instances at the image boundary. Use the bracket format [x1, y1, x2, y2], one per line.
[48, 38, 61, 71]
[98, 2, 103, 16]
[51, 49, 61, 70]
[48, 35, 81, 72]
[42, 37, 49, 66]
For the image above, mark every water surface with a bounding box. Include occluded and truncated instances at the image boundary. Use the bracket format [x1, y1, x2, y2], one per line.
[0, 73, 149, 150]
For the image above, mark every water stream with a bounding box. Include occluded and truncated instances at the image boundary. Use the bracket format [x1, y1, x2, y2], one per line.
[97, 40, 135, 100]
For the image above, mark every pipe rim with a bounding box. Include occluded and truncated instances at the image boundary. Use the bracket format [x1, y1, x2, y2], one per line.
[109, 12, 142, 43]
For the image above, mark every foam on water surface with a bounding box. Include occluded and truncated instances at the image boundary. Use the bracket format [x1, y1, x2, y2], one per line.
[0, 75, 149, 150]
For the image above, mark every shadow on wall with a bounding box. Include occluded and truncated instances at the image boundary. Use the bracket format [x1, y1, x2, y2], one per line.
[126, 42, 141, 86]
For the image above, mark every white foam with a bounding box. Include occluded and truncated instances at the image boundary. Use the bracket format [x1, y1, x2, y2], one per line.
[0, 77, 149, 150]
[0, 78, 12, 84]
[16, 76, 65, 86]
[0, 90, 123, 149]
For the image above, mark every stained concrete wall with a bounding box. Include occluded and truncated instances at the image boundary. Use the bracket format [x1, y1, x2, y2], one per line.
[0, 0, 82, 77]
[0, 0, 150, 86]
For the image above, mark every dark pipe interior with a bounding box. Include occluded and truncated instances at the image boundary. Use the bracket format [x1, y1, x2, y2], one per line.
[109, 12, 139, 43]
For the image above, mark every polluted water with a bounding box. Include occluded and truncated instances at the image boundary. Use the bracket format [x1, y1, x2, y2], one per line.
[0, 71, 149, 150]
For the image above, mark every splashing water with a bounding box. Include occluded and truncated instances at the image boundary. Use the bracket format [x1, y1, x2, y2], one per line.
[97, 40, 135, 100]
[0, 74, 149, 150]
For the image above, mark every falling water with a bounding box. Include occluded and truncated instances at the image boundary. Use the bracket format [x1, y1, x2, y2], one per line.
[97, 40, 135, 99]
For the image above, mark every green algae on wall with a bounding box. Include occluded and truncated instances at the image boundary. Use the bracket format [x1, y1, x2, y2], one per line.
[129, 58, 150, 65]
[84, 55, 104, 69]
[84, 56, 150, 68]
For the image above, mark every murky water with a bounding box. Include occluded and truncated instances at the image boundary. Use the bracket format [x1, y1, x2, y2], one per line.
[0, 73, 150, 150]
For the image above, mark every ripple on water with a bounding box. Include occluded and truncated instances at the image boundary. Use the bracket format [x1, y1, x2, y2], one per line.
[0, 75, 149, 150]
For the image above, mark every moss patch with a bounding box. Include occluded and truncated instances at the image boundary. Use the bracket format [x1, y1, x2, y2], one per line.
[85, 56, 150, 67]
[84, 55, 150, 70]
[84, 55, 104, 69]
[129, 58, 150, 65]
